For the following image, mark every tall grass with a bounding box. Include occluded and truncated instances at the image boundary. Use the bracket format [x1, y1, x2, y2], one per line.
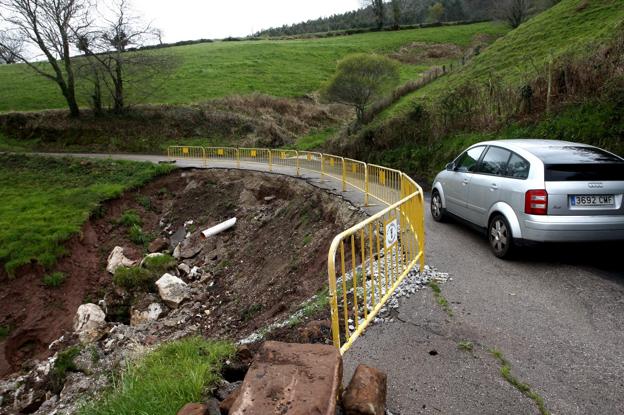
[79, 337, 235, 415]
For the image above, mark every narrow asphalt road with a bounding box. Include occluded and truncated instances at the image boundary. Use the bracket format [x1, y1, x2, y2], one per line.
[344, 198, 624, 415]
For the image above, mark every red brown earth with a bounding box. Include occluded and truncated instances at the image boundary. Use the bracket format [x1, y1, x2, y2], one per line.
[0, 168, 365, 378]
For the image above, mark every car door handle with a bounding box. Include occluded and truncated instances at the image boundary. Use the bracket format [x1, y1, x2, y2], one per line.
[490, 183, 498, 191]
[462, 179, 469, 186]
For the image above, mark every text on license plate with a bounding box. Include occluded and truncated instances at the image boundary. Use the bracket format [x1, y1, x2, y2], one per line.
[570, 195, 615, 207]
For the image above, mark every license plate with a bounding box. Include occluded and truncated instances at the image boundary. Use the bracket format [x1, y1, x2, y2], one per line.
[570, 195, 615, 207]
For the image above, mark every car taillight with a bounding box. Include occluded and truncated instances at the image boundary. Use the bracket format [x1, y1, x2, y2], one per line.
[525, 189, 548, 215]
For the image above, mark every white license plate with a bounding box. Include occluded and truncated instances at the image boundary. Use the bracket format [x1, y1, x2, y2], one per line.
[571, 195, 615, 207]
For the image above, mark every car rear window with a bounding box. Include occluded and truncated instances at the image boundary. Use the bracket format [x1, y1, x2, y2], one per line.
[531, 146, 623, 164]
[544, 164, 624, 181]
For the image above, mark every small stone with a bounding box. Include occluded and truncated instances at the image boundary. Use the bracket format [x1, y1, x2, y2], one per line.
[106, 246, 135, 274]
[155, 274, 189, 308]
[73, 305, 107, 344]
[148, 237, 169, 253]
[176, 403, 206, 415]
[264, 195, 276, 202]
[173, 243, 182, 259]
[343, 364, 387, 415]
[178, 263, 192, 275]
[219, 385, 241, 414]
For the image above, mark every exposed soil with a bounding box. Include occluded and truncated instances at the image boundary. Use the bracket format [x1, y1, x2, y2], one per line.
[389, 42, 464, 65]
[0, 168, 364, 378]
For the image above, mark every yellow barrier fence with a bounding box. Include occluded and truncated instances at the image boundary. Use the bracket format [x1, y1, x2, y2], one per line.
[167, 146, 425, 354]
[167, 146, 206, 166]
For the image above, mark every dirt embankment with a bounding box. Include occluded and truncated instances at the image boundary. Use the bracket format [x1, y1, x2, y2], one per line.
[0, 95, 350, 153]
[0, 168, 364, 378]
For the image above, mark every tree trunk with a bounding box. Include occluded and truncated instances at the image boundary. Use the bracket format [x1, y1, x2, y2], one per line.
[113, 60, 124, 113]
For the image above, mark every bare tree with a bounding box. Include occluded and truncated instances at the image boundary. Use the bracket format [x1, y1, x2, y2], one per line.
[0, 30, 23, 63]
[77, 0, 173, 113]
[0, 0, 89, 116]
[391, 0, 402, 30]
[501, 0, 532, 29]
[361, 0, 384, 29]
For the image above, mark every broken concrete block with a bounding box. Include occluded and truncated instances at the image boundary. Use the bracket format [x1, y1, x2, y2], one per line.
[229, 341, 342, 415]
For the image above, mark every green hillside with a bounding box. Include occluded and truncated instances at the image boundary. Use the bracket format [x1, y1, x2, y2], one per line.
[0, 22, 506, 113]
[378, 0, 624, 121]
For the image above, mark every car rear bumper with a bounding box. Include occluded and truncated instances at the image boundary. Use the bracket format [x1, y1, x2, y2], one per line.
[522, 215, 624, 242]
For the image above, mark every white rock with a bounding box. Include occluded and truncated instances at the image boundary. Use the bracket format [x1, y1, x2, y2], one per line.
[73, 304, 106, 343]
[130, 303, 164, 326]
[172, 243, 181, 259]
[178, 263, 191, 275]
[106, 246, 135, 274]
[155, 273, 188, 308]
[189, 266, 202, 279]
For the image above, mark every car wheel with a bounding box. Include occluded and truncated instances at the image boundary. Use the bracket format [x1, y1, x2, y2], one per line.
[489, 215, 514, 258]
[430, 190, 446, 222]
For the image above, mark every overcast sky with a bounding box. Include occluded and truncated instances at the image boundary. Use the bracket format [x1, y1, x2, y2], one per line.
[131, 0, 362, 41]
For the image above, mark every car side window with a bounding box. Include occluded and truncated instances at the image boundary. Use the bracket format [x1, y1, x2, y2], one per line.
[506, 153, 530, 179]
[455, 146, 485, 173]
[478, 146, 512, 176]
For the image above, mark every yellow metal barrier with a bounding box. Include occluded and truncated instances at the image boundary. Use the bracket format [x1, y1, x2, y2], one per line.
[298, 151, 324, 176]
[327, 183, 424, 354]
[272, 149, 300, 175]
[322, 154, 346, 191]
[167, 146, 206, 166]
[166, 145, 426, 354]
[238, 148, 272, 171]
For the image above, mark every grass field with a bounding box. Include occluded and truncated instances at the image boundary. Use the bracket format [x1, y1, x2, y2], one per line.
[0, 154, 173, 275]
[79, 337, 235, 415]
[374, 0, 624, 122]
[0, 22, 507, 113]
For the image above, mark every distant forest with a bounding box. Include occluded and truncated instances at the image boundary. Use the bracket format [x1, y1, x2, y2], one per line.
[255, 0, 555, 37]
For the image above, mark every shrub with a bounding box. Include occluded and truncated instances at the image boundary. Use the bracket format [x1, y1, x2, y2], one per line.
[323, 53, 400, 124]
[43, 271, 66, 287]
[142, 254, 176, 273]
[49, 346, 81, 393]
[113, 266, 156, 291]
[135, 195, 151, 210]
[117, 210, 142, 227]
[128, 224, 150, 245]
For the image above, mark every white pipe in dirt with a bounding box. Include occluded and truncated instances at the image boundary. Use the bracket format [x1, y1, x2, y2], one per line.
[200, 217, 237, 239]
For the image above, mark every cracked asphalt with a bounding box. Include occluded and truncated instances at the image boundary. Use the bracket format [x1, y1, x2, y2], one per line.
[344, 197, 624, 415]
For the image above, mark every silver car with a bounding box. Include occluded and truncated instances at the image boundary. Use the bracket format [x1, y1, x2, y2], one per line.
[431, 139, 624, 258]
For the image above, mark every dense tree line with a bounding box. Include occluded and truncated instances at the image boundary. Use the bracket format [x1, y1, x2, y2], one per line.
[256, 0, 495, 37]
[255, 0, 558, 37]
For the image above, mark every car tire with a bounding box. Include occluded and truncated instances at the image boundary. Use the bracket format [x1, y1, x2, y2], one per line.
[488, 214, 514, 259]
[430, 190, 447, 222]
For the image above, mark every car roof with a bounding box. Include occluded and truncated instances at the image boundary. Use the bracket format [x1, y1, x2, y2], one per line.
[475, 139, 590, 151]
[472, 139, 623, 163]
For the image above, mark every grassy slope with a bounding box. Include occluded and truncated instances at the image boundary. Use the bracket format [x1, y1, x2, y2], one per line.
[79, 338, 235, 415]
[378, 0, 624, 121]
[0, 22, 507, 112]
[0, 154, 173, 274]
